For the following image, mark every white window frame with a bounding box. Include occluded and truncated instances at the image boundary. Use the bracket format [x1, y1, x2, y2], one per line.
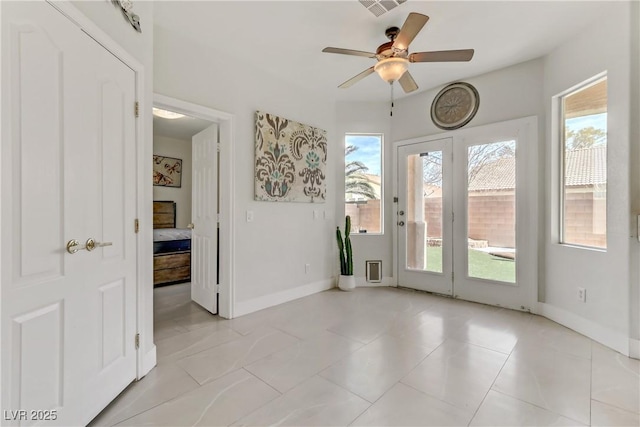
[345, 133, 384, 236]
[555, 72, 608, 251]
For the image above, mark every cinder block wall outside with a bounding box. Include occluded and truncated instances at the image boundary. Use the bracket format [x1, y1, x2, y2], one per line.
[346, 189, 605, 249]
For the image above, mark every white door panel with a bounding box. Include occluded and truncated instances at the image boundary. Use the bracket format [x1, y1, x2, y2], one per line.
[397, 138, 453, 295]
[452, 120, 537, 311]
[1, 2, 137, 425]
[191, 124, 218, 314]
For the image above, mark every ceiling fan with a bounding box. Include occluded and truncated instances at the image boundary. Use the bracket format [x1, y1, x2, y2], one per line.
[322, 13, 474, 93]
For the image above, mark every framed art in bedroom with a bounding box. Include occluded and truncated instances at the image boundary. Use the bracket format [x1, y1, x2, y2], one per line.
[153, 155, 182, 187]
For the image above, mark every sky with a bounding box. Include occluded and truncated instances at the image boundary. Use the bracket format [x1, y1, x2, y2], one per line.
[346, 134, 382, 176]
[345, 112, 605, 177]
[565, 112, 607, 134]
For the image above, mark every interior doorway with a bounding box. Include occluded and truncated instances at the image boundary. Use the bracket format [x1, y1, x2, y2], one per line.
[394, 117, 538, 312]
[152, 94, 235, 319]
[152, 107, 218, 314]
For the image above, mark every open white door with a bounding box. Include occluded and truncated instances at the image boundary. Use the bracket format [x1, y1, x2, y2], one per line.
[1, 2, 137, 425]
[191, 124, 219, 313]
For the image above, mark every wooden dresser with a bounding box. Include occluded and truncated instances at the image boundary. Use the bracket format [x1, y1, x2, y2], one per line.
[153, 201, 191, 287]
[153, 251, 191, 286]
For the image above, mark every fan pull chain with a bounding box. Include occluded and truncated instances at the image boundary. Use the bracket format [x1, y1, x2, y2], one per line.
[390, 82, 394, 117]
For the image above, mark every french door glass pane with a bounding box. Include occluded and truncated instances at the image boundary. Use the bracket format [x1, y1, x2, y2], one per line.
[467, 141, 516, 283]
[406, 151, 442, 273]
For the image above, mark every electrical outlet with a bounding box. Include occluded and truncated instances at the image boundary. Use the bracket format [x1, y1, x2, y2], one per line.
[577, 287, 586, 302]
[305, 263, 311, 274]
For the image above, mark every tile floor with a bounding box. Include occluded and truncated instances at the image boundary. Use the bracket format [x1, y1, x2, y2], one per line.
[90, 284, 640, 426]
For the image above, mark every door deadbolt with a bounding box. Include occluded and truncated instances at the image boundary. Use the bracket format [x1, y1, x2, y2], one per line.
[398, 210, 405, 216]
[398, 221, 405, 227]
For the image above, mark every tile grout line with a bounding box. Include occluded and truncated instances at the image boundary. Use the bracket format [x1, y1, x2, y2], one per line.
[466, 339, 513, 426]
[228, 367, 286, 427]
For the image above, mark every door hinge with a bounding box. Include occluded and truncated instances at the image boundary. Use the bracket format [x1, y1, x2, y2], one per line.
[135, 333, 140, 350]
[134, 101, 139, 118]
[393, 197, 398, 203]
[451, 272, 454, 281]
[134, 218, 139, 233]
[452, 212, 454, 222]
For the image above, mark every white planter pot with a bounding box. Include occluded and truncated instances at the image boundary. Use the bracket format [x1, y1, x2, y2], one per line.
[338, 275, 356, 291]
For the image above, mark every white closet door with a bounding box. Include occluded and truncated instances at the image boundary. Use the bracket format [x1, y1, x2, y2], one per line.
[1, 2, 137, 425]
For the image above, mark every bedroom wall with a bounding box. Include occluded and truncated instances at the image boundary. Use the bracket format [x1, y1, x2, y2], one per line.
[153, 135, 192, 228]
[542, 1, 636, 355]
[153, 14, 337, 315]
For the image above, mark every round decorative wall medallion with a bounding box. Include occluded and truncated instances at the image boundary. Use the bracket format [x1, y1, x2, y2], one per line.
[430, 82, 480, 130]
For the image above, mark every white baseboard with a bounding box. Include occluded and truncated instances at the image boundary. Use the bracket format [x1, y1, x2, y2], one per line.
[139, 344, 157, 379]
[356, 276, 395, 288]
[234, 279, 334, 317]
[630, 338, 640, 359]
[538, 303, 629, 356]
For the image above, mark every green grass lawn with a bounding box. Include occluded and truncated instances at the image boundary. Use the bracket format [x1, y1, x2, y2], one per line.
[426, 247, 515, 283]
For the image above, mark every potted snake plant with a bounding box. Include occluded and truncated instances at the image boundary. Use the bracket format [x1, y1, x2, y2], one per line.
[336, 215, 356, 291]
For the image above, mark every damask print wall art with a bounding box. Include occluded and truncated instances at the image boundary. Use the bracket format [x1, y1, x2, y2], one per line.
[255, 111, 328, 203]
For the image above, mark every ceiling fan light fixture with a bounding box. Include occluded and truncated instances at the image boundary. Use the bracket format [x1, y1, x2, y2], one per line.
[374, 57, 409, 83]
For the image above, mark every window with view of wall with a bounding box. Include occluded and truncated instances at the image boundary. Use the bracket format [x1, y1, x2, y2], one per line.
[345, 134, 383, 234]
[560, 76, 607, 249]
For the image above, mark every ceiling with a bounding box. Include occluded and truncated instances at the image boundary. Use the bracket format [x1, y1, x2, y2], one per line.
[154, 1, 611, 103]
[153, 113, 213, 141]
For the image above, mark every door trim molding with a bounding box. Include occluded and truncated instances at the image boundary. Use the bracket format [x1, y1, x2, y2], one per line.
[153, 94, 236, 320]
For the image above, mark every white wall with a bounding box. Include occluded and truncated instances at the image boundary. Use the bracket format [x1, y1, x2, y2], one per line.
[153, 21, 337, 312]
[335, 101, 393, 284]
[336, 59, 545, 286]
[543, 1, 635, 354]
[70, 0, 156, 372]
[391, 59, 545, 142]
[153, 135, 192, 228]
[630, 1, 640, 354]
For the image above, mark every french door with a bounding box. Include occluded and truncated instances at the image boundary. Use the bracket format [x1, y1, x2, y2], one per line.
[397, 138, 454, 295]
[396, 118, 537, 311]
[1, 2, 138, 424]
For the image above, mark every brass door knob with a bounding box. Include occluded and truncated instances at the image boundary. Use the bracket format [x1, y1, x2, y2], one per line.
[85, 238, 113, 251]
[66, 239, 86, 254]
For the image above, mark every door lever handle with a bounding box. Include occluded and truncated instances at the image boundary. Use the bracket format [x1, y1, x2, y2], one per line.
[66, 239, 86, 254]
[85, 238, 113, 252]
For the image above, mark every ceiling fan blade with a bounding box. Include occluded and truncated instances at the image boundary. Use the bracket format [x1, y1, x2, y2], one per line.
[398, 71, 418, 93]
[338, 67, 375, 88]
[322, 47, 377, 59]
[393, 13, 429, 51]
[409, 49, 475, 63]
